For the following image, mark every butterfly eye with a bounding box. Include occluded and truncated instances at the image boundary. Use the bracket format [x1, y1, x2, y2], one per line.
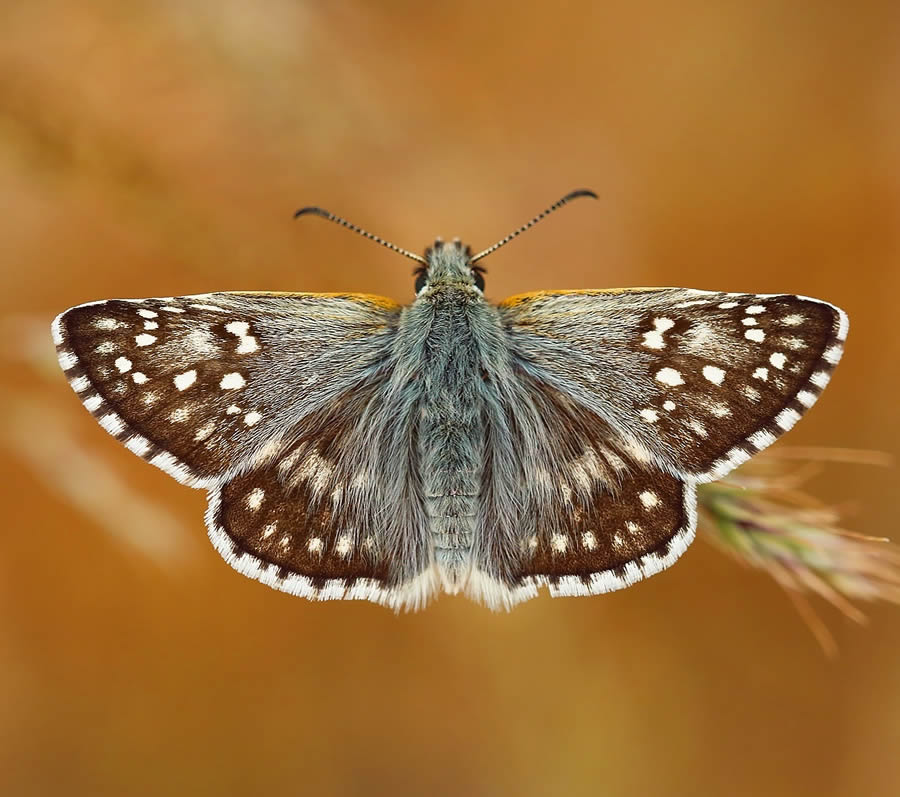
[472, 268, 485, 292]
[414, 269, 428, 293]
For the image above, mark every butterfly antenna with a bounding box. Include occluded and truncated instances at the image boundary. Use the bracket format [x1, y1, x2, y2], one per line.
[295, 206, 427, 265]
[470, 189, 598, 263]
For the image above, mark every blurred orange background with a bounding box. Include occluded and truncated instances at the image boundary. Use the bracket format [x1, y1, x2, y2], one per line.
[1, 2, 898, 795]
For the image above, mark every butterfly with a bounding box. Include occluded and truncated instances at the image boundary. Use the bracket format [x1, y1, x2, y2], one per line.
[52, 189, 848, 610]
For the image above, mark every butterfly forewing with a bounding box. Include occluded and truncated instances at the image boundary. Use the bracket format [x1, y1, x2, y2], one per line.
[52, 292, 400, 486]
[499, 288, 847, 482]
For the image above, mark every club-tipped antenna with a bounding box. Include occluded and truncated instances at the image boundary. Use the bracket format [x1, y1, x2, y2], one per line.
[294, 206, 427, 265]
[470, 189, 598, 263]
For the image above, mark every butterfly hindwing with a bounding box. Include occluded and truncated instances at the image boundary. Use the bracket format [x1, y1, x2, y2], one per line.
[466, 378, 696, 608]
[52, 292, 400, 487]
[499, 288, 847, 482]
[469, 464, 695, 608]
[205, 381, 436, 608]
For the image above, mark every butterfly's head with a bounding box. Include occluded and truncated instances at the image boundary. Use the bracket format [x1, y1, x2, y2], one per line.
[414, 238, 485, 296]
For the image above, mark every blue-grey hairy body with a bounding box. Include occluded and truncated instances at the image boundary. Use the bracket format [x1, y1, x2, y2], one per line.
[52, 240, 848, 610]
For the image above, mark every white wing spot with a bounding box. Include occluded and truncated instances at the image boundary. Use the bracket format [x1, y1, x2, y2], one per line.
[168, 406, 191, 423]
[173, 370, 197, 391]
[753, 367, 769, 381]
[138, 309, 158, 319]
[655, 367, 684, 387]
[71, 376, 90, 392]
[640, 408, 659, 423]
[781, 314, 803, 326]
[225, 321, 249, 336]
[581, 531, 597, 550]
[639, 491, 659, 510]
[95, 318, 123, 330]
[84, 395, 103, 412]
[718, 301, 738, 309]
[702, 365, 725, 385]
[132, 372, 149, 384]
[262, 523, 277, 539]
[95, 342, 116, 354]
[527, 535, 538, 551]
[115, 357, 132, 373]
[782, 337, 806, 350]
[708, 402, 730, 417]
[295, 451, 335, 493]
[626, 521, 641, 533]
[769, 352, 787, 369]
[191, 304, 226, 312]
[135, 334, 156, 347]
[742, 317, 757, 326]
[141, 391, 158, 405]
[550, 534, 569, 553]
[689, 419, 708, 438]
[684, 322, 714, 350]
[277, 449, 301, 476]
[641, 317, 675, 350]
[225, 320, 260, 354]
[746, 305, 766, 314]
[742, 385, 761, 402]
[308, 537, 324, 553]
[186, 328, 218, 356]
[194, 421, 216, 441]
[622, 438, 652, 464]
[246, 488, 265, 511]
[663, 400, 676, 411]
[336, 535, 352, 556]
[144, 320, 159, 330]
[745, 328, 765, 343]
[160, 306, 184, 313]
[244, 410, 262, 427]
[226, 404, 241, 415]
[220, 372, 246, 390]
[612, 533, 625, 550]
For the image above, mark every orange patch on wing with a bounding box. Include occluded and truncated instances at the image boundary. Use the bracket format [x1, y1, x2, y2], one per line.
[229, 291, 401, 310]
[498, 288, 670, 307]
